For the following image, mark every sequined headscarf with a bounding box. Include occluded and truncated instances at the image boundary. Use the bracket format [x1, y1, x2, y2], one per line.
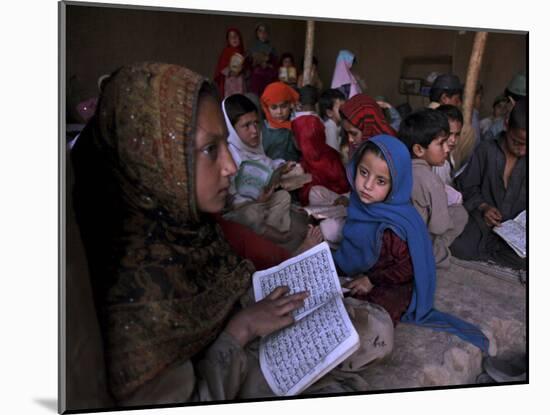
[71, 62, 253, 401]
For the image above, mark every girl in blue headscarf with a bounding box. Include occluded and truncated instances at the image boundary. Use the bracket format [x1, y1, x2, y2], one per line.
[333, 135, 489, 352]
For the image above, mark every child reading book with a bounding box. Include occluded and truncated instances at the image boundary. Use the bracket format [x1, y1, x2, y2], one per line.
[214, 27, 247, 98]
[260, 81, 301, 162]
[452, 99, 527, 270]
[278, 52, 298, 88]
[222, 94, 307, 250]
[333, 135, 489, 352]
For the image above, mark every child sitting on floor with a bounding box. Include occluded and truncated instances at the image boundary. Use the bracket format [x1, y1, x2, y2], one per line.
[333, 135, 488, 353]
[319, 88, 346, 154]
[222, 94, 305, 250]
[452, 98, 527, 270]
[260, 81, 301, 162]
[291, 85, 350, 246]
[398, 109, 468, 269]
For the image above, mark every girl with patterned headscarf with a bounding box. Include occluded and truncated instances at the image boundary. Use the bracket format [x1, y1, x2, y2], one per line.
[339, 93, 397, 161]
[260, 81, 301, 162]
[214, 27, 247, 98]
[70, 62, 316, 406]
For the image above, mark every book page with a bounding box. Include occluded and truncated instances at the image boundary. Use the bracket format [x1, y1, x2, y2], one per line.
[303, 204, 348, 219]
[493, 214, 526, 258]
[235, 160, 272, 199]
[279, 173, 312, 191]
[253, 242, 343, 321]
[259, 297, 359, 396]
[515, 210, 526, 228]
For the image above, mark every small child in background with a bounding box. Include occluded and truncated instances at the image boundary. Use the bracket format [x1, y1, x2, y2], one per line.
[319, 88, 346, 154]
[332, 135, 488, 354]
[480, 95, 510, 142]
[398, 109, 468, 269]
[248, 23, 279, 97]
[278, 52, 298, 88]
[214, 28, 247, 98]
[260, 81, 301, 162]
[433, 105, 464, 187]
[292, 86, 350, 246]
[297, 56, 323, 91]
[374, 96, 402, 131]
[331, 50, 363, 99]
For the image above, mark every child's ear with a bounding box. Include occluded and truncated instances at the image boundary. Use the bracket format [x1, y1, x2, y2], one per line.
[412, 143, 425, 158]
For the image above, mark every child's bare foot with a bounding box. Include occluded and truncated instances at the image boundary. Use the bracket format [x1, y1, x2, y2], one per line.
[294, 225, 323, 255]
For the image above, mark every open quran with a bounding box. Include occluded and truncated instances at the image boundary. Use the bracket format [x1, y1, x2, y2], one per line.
[234, 160, 283, 200]
[493, 210, 526, 258]
[252, 242, 359, 396]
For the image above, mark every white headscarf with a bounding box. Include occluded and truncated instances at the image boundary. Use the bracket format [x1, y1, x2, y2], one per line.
[221, 97, 284, 169]
[330, 50, 362, 99]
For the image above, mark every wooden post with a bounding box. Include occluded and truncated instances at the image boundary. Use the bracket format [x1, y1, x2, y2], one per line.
[303, 20, 315, 86]
[454, 31, 488, 169]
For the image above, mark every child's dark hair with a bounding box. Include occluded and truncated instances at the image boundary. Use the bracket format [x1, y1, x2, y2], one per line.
[398, 109, 450, 154]
[437, 104, 464, 125]
[319, 88, 346, 120]
[224, 94, 258, 126]
[279, 52, 295, 66]
[298, 85, 318, 107]
[429, 88, 462, 103]
[508, 98, 527, 131]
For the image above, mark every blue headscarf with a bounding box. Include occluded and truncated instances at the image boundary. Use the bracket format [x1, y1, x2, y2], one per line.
[333, 135, 489, 353]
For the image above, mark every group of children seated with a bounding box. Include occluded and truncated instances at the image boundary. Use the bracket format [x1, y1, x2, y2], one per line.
[211, 27, 527, 335]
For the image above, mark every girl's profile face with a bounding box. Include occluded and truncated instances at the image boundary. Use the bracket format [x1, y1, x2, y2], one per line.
[268, 101, 291, 122]
[195, 95, 237, 213]
[355, 150, 392, 204]
[235, 111, 261, 148]
[342, 118, 363, 147]
[227, 31, 240, 48]
[256, 25, 269, 42]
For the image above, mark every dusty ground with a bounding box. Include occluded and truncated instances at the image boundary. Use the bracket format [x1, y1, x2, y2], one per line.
[356, 258, 526, 390]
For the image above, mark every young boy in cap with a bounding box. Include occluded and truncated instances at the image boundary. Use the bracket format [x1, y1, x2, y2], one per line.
[482, 72, 526, 142]
[428, 73, 463, 109]
[451, 99, 526, 270]
[398, 108, 468, 269]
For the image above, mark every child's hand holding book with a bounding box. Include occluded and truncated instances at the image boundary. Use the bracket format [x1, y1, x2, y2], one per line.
[226, 286, 309, 347]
